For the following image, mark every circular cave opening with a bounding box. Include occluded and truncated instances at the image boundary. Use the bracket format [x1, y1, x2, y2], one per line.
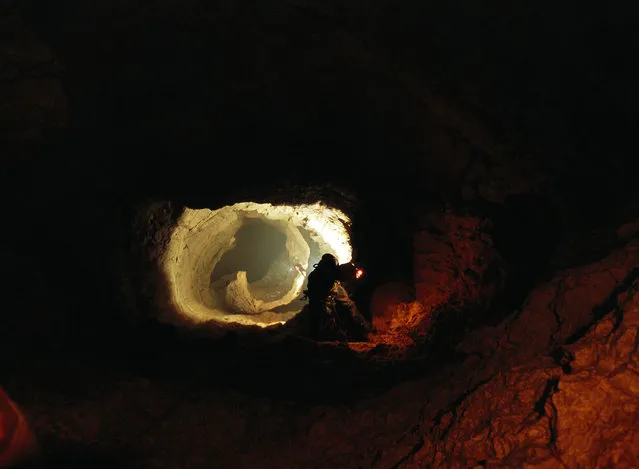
[149, 201, 354, 331]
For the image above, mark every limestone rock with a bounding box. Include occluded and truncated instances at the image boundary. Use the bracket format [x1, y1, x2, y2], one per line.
[458, 238, 639, 368]
[406, 273, 639, 468]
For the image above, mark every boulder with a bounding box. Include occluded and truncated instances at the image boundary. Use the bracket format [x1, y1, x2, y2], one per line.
[413, 210, 506, 312]
[375, 210, 506, 350]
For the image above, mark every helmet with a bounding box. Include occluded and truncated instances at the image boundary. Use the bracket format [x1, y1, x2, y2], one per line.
[320, 253, 338, 266]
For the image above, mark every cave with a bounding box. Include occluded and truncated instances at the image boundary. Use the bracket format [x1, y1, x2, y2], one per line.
[2, 1, 639, 468]
[145, 201, 353, 329]
[211, 217, 289, 286]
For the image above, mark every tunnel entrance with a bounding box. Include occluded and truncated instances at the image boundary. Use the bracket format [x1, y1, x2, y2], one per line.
[158, 202, 353, 329]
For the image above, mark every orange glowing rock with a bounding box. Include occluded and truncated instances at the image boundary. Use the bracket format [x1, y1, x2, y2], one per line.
[0, 387, 39, 467]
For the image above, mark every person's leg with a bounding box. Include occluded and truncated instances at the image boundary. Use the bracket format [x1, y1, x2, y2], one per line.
[332, 283, 372, 340]
[310, 300, 344, 341]
[309, 302, 324, 340]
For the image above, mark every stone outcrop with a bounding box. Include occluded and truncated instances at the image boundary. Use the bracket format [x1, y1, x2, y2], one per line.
[413, 209, 506, 310]
[457, 238, 639, 369]
[407, 248, 639, 467]
[295, 236, 639, 469]
[370, 209, 507, 351]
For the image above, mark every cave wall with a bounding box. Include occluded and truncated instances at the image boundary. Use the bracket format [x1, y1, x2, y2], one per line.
[2, 0, 638, 362]
[2, 2, 639, 468]
[4, 241, 639, 468]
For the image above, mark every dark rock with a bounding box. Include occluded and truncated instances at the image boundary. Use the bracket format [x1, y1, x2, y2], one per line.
[0, 4, 66, 166]
[2, 1, 639, 468]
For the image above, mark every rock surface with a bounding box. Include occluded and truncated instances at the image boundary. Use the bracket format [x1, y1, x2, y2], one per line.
[0, 1, 67, 166]
[2, 1, 639, 469]
[371, 210, 507, 351]
[410, 257, 639, 467]
[370, 281, 415, 334]
[5, 233, 639, 469]
[0, 386, 39, 467]
[413, 210, 506, 309]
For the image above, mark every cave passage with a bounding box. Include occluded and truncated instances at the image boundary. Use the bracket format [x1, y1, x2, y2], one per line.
[158, 202, 353, 329]
[210, 217, 327, 314]
[211, 218, 288, 284]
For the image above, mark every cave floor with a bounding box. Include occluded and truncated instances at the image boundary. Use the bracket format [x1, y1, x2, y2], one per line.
[2, 335, 437, 469]
[6, 355, 324, 469]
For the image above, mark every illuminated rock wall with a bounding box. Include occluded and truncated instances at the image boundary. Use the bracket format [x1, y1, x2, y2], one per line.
[158, 202, 352, 328]
[409, 243, 639, 467]
[370, 209, 507, 350]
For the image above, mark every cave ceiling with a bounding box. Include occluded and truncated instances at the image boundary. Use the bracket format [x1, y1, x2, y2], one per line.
[4, 0, 636, 210]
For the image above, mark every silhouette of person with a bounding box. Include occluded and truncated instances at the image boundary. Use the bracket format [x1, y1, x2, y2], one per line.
[305, 253, 372, 341]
